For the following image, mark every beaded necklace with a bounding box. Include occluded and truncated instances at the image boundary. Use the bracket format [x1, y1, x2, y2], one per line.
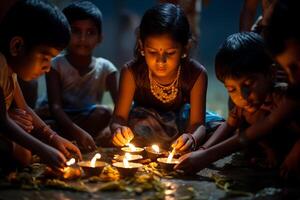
[149, 65, 181, 103]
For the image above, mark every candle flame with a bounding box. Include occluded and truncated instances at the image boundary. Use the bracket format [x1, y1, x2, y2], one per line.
[123, 157, 129, 168]
[90, 153, 101, 168]
[167, 148, 175, 163]
[128, 143, 136, 151]
[66, 158, 75, 166]
[152, 144, 160, 153]
[125, 153, 132, 160]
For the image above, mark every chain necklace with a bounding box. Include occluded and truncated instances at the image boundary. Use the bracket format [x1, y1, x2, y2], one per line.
[149, 66, 181, 103]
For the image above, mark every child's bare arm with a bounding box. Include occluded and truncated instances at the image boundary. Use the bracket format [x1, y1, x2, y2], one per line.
[13, 81, 82, 160]
[242, 96, 296, 143]
[173, 70, 207, 152]
[110, 67, 135, 146]
[45, 68, 96, 152]
[1, 87, 67, 168]
[106, 71, 118, 104]
[202, 122, 236, 149]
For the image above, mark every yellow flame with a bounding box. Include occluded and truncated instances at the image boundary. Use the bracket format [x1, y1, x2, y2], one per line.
[125, 153, 132, 160]
[90, 153, 101, 168]
[123, 157, 129, 168]
[128, 143, 136, 151]
[66, 158, 75, 166]
[167, 148, 175, 163]
[152, 144, 160, 153]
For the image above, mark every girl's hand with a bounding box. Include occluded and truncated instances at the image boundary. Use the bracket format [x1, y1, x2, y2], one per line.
[280, 140, 300, 179]
[50, 134, 82, 161]
[174, 149, 210, 174]
[112, 126, 134, 147]
[8, 108, 34, 133]
[39, 145, 67, 170]
[74, 130, 97, 153]
[172, 133, 195, 152]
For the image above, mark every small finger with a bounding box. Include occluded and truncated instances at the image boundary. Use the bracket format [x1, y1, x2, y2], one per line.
[179, 140, 193, 152]
[116, 132, 127, 146]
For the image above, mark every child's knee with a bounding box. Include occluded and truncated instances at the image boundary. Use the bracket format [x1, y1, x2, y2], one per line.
[93, 105, 113, 119]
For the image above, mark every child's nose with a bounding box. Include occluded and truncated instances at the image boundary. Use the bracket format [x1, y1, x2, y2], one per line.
[156, 53, 167, 63]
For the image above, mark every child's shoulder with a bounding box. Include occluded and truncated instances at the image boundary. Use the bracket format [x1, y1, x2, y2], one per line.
[94, 57, 117, 73]
[0, 52, 7, 69]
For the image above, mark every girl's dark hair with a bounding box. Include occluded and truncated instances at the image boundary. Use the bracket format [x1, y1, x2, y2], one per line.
[63, 1, 103, 34]
[265, 0, 300, 56]
[0, 0, 70, 56]
[134, 3, 191, 61]
[215, 32, 273, 82]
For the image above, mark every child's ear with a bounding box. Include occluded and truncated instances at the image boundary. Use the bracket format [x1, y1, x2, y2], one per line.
[138, 39, 144, 50]
[182, 39, 193, 58]
[10, 36, 25, 56]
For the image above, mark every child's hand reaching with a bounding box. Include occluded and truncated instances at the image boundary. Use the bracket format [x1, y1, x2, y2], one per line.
[172, 133, 195, 152]
[74, 130, 97, 152]
[8, 108, 34, 133]
[280, 140, 300, 180]
[174, 149, 213, 174]
[112, 126, 134, 146]
[39, 145, 67, 170]
[50, 134, 82, 161]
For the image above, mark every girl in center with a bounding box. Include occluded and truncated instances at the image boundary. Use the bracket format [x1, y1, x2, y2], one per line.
[110, 3, 222, 151]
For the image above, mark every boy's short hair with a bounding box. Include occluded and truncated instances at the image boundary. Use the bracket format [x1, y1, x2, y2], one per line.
[0, 0, 70, 56]
[265, 0, 300, 56]
[63, 1, 103, 34]
[215, 32, 273, 82]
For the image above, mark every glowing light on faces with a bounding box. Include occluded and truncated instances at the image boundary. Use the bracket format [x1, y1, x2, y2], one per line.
[152, 144, 160, 153]
[90, 153, 101, 168]
[66, 158, 76, 166]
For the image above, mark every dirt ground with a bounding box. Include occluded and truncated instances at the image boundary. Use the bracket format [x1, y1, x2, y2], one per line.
[0, 151, 299, 200]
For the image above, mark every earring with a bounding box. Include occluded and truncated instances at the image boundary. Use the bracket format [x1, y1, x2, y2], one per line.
[140, 50, 145, 56]
[181, 54, 187, 58]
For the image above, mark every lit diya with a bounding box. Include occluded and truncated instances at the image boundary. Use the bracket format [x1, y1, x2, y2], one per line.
[145, 144, 166, 160]
[121, 143, 144, 154]
[78, 153, 107, 177]
[113, 153, 143, 177]
[157, 148, 179, 171]
[62, 158, 81, 180]
[114, 152, 143, 162]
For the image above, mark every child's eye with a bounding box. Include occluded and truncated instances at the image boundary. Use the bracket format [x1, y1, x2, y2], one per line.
[87, 30, 97, 36]
[166, 51, 176, 56]
[72, 29, 81, 35]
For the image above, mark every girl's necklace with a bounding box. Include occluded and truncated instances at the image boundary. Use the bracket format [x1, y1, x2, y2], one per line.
[149, 65, 181, 103]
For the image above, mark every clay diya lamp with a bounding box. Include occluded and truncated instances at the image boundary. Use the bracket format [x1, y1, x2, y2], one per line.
[121, 143, 144, 155]
[78, 153, 107, 177]
[61, 158, 81, 180]
[113, 155, 143, 177]
[145, 144, 165, 161]
[157, 148, 179, 171]
[114, 152, 143, 162]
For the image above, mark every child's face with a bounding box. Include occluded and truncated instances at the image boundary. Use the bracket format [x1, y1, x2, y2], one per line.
[275, 40, 300, 87]
[68, 19, 101, 56]
[141, 34, 184, 79]
[224, 74, 272, 113]
[13, 45, 60, 81]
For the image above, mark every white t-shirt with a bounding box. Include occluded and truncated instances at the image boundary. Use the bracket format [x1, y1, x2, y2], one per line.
[50, 54, 117, 111]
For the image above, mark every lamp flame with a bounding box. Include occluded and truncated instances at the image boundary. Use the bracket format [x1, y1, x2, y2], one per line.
[90, 153, 101, 168]
[152, 144, 160, 153]
[66, 158, 75, 166]
[123, 157, 129, 168]
[125, 153, 132, 160]
[128, 143, 136, 151]
[167, 148, 175, 163]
